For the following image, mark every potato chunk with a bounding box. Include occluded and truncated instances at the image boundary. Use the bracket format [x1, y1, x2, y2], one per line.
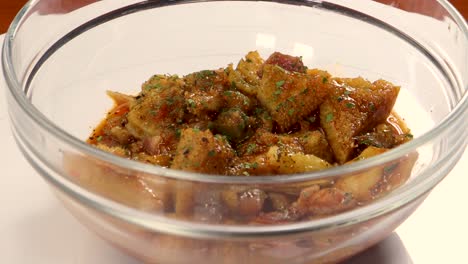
[268, 146, 332, 174]
[171, 128, 235, 174]
[334, 147, 387, 202]
[183, 69, 229, 118]
[227, 51, 264, 96]
[320, 77, 399, 163]
[297, 130, 334, 163]
[335, 146, 417, 202]
[257, 64, 329, 131]
[126, 77, 185, 138]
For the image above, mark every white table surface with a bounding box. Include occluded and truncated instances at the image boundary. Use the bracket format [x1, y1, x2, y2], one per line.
[1, 33, 467, 263]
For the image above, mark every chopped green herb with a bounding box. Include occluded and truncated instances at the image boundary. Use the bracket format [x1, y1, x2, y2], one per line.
[149, 109, 157, 116]
[166, 98, 174, 105]
[230, 81, 237, 90]
[146, 83, 162, 90]
[322, 77, 328, 84]
[208, 150, 216, 157]
[246, 143, 257, 155]
[242, 171, 250, 176]
[384, 163, 398, 175]
[405, 133, 414, 139]
[254, 108, 263, 115]
[325, 113, 334, 123]
[196, 70, 215, 79]
[274, 90, 282, 96]
[246, 58, 252, 63]
[288, 109, 295, 116]
[369, 103, 376, 112]
[193, 128, 201, 133]
[175, 129, 181, 138]
[96, 135, 103, 141]
[308, 116, 317, 123]
[337, 96, 344, 102]
[276, 80, 285, 88]
[344, 90, 351, 96]
[287, 97, 295, 102]
[359, 139, 372, 145]
[187, 99, 196, 108]
[275, 102, 285, 111]
[242, 162, 259, 169]
[346, 102, 355, 108]
[125, 149, 131, 156]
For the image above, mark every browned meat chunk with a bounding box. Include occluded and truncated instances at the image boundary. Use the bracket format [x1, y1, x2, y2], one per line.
[264, 51, 307, 73]
[296, 186, 357, 216]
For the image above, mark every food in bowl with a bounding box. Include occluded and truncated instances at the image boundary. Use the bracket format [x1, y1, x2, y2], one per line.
[80, 51, 416, 224]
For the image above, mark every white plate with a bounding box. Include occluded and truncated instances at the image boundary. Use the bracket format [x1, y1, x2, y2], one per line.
[0, 33, 466, 263]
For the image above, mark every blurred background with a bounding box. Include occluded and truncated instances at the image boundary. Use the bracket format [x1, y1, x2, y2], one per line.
[0, 0, 466, 33]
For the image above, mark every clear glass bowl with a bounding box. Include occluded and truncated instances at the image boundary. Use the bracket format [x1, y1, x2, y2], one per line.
[3, 0, 467, 263]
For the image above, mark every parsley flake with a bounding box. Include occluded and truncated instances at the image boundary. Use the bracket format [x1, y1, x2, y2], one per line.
[230, 81, 237, 90]
[246, 143, 257, 155]
[383, 163, 398, 175]
[359, 139, 372, 145]
[146, 83, 162, 90]
[346, 102, 355, 108]
[276, 80, 285, 88]
[325, 113, 334, 123]
[187, 99, 196, 108]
